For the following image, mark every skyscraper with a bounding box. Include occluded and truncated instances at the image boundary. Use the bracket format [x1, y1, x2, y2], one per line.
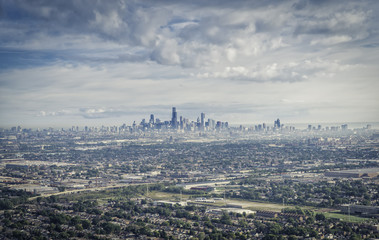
[180, 116, 183, 129]
[149, 114, 155, 124]
[200, 112, 205, 131]
[171, 107, 177, 129]
[274, 118, 281, 129]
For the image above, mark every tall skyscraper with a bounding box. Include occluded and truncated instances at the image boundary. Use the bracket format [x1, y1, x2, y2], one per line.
[180, 116, 183, 129]
[274, 118, 281, 128]
[149, 114, 155, 124]
[208, 119, 215, 129]
[216, 121, 222, 130]
[200, 112, 205, 130]
[171, 107, 177, 129]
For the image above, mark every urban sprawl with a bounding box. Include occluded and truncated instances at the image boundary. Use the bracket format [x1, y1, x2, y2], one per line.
[1, 108, 378, 240]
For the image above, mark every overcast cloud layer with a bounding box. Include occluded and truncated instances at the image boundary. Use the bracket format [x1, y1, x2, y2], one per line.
[0, 0, 378, 128]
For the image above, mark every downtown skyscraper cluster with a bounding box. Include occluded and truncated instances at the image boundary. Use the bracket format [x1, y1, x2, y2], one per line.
[133, 107, 229, 132]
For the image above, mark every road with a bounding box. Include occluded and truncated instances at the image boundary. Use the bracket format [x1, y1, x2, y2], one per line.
[28, 183, 142, 201]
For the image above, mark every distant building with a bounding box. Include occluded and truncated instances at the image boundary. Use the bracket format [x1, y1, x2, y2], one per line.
[200, 113, 205, 131]
[340, 205, 379, 217]
[274, 119, 281, 128]
[6, 164, 29, 171]
[256, 211, 278, 218]
[216, 121, 222, 130]
[149, 114, 154, 124]
[325, 168, 379, 178]
[171, 107, 177, 129]
[190, 186, 214, 192]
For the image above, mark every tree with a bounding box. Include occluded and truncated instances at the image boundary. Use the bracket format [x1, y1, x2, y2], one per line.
[102, 222, 121, 234]
[12, 230, 28, 240]
[309, 229, 318, 238]
[81, 219, 91, 229]
[306, 215, 315, 224]
[269, 223, 282, 235]
[220, 211, 232, 225]
[70, 216, 81, 226]
[75, 223, 83, 231]
[315, 213, 326, 221]
[0, 199, 14, 210]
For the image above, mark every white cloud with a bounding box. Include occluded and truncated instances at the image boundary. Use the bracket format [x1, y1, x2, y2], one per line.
[92, 10, 124, 36]
[0, 0, 378, 127]
[196, 57, 353, 83]
[310, 36, 353, 46]
[151, 38, 180, 65]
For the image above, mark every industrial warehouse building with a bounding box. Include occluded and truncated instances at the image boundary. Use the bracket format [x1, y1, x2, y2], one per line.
[340, 205, 379, 218]
[325, 168, 379, 178]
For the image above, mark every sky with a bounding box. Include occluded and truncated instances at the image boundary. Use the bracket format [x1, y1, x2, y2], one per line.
[0, 0, 378, 128]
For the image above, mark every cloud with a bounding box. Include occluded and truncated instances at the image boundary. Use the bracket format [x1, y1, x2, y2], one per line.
[38, 109, 73, 117]
[0, 0, 378, 127]
[1, 0, 377, 70]
[151, 38, 180, 65]
[196, 58, 353, 82]
[293, 9, 370, 42]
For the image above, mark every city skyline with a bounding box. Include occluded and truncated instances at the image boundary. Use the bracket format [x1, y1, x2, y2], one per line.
[3, 106, 376, 131]
[1, 1, 379, 128]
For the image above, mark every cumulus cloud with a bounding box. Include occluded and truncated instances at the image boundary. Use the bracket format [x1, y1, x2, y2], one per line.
[0, 0, 378, 126]
[78, 107, 133, 119]
[196, 58, 353, 82]
[38, 109, 73, 117]
[1, 0, 377, 70]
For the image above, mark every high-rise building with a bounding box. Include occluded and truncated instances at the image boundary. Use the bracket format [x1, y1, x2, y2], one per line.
[274, 118, 281, 128]
[208, 119, 215, 129]
[149, 114, 155, 124]
[171, 107, 177, 129]
[216, 121, 222, 130]
[200, 113, 205, 130]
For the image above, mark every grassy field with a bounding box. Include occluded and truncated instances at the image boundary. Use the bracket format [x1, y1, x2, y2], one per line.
[224, 199, 287, 211]
[147, 191, 187, 201]
[322, 212, 369, 223]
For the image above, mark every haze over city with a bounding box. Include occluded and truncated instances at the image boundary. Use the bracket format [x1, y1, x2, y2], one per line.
[0, 0, 379, 128]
